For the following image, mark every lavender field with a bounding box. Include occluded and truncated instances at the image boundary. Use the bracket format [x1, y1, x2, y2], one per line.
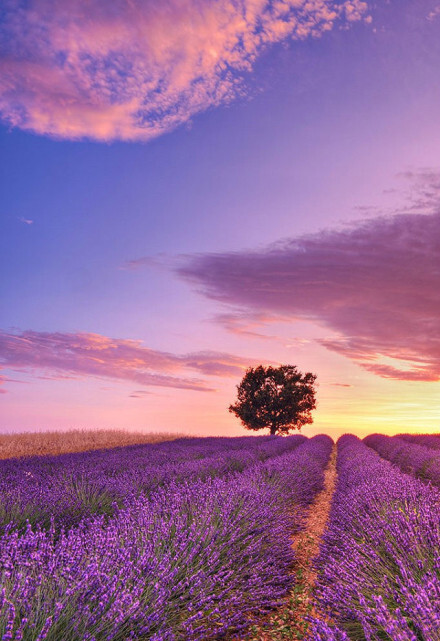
[310, 435, 440, 641]
[0, 435, 331, 640]
[1, 433, 440, 640]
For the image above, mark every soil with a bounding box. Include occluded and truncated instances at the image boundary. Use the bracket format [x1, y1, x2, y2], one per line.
[241, 444, 338, 640]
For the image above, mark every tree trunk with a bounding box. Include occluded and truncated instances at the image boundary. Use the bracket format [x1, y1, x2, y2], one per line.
[270, 425, 277, 435]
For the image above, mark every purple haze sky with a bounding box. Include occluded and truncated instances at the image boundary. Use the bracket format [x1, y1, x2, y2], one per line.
[1, 0, 440, 437]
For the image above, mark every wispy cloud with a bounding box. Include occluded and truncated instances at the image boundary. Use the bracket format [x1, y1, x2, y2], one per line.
[0, 0, 369, 141]
[213, 311, 280, 339]
[129, 389, 151, 398]
[395, 169, 440, 214]
[0, 374, 8, 394]
[178, 179, 440, 381]
[427, 5, 440, 21]
[329, 383, 353, 387]
[0, 330, 258, 392]
[18, 217, 34, 225]
[121, 256, 163, 271]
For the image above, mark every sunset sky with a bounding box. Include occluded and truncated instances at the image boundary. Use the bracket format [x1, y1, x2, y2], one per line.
[1, 0, 439, 439]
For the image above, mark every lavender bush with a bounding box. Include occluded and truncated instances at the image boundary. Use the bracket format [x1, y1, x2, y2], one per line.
[309, 435, 440, 641]
[0, 435, 332, 640]
[0, 434, 307, 532]
[398, 433, 440, 451]
[364, 433, 440, 487]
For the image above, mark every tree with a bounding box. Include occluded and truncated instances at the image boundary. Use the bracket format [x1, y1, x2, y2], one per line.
[229, 365, 317, 435]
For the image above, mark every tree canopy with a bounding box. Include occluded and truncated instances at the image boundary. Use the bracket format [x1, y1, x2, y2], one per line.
[229, 365, 317, 435]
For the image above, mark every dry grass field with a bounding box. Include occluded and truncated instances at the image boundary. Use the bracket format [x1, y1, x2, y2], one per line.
[0, 429, 187, 459]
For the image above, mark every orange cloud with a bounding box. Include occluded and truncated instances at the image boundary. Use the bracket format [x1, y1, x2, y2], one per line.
[0, 0, 369, 141]
[0, 330, 257, 392]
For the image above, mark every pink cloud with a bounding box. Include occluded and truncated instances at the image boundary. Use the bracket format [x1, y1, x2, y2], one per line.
[0, 374, 8, 394]
[178, 211, 440, 381]
[213, 311, 281, 339]
[0, 0, 369, 141]
[428, 5, 440, 21]
[0, 330, 257, 392]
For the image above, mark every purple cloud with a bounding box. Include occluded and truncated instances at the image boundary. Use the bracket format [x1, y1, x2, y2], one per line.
[121, 256, 163, 271]
[0, 330, 258, 392]
[395, 169, 440, 214]
[178, 211, 440, 381]
[0, 0, 369, 141]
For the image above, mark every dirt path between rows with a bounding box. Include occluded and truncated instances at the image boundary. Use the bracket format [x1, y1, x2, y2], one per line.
[243, 444, 338, 640]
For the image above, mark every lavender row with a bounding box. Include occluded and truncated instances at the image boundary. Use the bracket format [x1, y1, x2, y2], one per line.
[364, 433, 440, 487]
[0, 434, 306, 532]
[309, 435, 440, 641]
[0, 435, 332, 641]
[397, 433, 440, 452]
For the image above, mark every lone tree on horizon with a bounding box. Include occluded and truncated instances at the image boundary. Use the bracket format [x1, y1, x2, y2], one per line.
[229, 365, 317, 435]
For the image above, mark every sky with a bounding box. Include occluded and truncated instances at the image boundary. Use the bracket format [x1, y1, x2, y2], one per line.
[1, 0, 440, 439]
